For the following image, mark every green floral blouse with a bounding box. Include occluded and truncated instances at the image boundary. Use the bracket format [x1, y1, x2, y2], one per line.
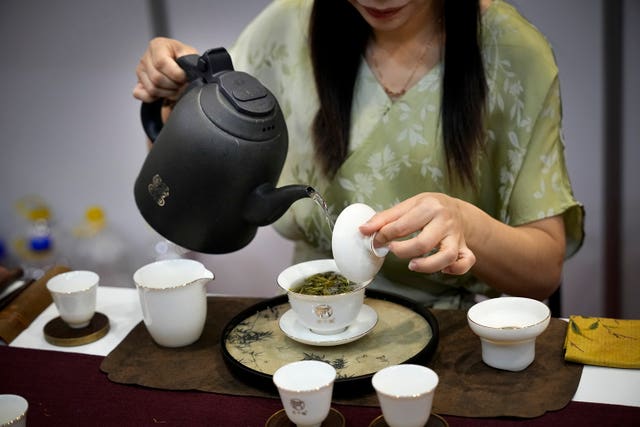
[230, 0, 584, 308]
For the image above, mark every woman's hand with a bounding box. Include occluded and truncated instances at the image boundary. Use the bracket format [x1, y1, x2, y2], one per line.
[359, 193, 476, 275]
[133, 37, 198, 103]
[359, 193, 567, 300]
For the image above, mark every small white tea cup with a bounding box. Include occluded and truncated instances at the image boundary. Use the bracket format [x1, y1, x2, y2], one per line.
[273, 360, 336, 427]
[46, 270, 99, 328]
[0, 394, 28, 427]
[134, 259, 213, 347]
[372, 364, 439, 427]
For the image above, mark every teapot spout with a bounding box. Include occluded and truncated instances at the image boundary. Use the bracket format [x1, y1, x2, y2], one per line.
[244, 183, 314, 226]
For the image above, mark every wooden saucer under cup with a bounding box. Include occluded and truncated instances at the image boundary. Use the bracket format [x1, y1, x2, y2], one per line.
[43, 312, 110, 346]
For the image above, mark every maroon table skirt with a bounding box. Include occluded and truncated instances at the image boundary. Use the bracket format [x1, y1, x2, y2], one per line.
[1, 346, 638, 426]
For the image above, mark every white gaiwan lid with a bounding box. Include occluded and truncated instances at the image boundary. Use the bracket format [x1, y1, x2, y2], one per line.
[331, 203, 389, 283]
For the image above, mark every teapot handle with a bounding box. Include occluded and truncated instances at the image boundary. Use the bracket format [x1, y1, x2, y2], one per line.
[139, 99, 164, 143]
[139, 48, 234, 143]
[139, 54, 200, 143]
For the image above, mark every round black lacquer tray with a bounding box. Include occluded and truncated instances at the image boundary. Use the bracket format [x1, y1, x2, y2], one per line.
[220, 289, 439, 398]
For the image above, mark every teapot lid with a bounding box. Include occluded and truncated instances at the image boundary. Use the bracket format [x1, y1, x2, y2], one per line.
[331, 203, 389, 283]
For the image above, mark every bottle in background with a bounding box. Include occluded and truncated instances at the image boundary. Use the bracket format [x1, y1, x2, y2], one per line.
[71, 205, 131, 287]
[12, 196, 68, 279]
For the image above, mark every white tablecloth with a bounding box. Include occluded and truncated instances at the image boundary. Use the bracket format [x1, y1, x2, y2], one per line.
[9, 286, 640, 408]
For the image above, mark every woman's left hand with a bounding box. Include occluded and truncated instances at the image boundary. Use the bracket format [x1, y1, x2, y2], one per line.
[359, 193, 476, 275]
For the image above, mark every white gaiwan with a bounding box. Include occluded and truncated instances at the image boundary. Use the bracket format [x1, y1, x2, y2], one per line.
[331, 203, 389, 284]
[277, 259, 370, 335]
[467, 297, 551, 371]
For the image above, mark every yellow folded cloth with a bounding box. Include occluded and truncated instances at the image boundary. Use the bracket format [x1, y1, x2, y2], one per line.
[564, 315, 640, 369]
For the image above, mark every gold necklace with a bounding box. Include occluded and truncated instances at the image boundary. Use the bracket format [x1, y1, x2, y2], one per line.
[369, 37, 435, 99]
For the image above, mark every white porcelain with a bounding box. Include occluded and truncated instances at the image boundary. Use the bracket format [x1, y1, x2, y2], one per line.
[372, 364, 439, 427]
[273, 360, 336, 427]
[46, 270, 99, 328]
[279, 304, 378, 346]
[467, 297, 551, 372]
[133, 259, 214, 347]
[332, 203, 389, 284]
[277, 259, 370, 335]
[0, 394, 28, 427]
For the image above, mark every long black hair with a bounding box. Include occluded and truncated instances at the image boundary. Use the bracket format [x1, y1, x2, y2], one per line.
[309, 0, 487, 185]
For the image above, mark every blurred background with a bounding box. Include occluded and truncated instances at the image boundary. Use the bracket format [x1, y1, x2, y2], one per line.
[0, 0, 637, 318]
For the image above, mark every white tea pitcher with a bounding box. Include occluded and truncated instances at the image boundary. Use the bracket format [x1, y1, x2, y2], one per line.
[133, 259, 214, 347]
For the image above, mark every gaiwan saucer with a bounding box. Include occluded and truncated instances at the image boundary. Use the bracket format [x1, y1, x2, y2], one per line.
[279, 304, 378, 346]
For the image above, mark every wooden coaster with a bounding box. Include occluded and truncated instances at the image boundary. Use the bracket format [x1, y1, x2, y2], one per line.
[43, 312, 110, 347]
[368, 413, 448, 427]
[265, 408, 345, 427]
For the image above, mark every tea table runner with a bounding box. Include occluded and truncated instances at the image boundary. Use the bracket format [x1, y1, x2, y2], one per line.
[100, 295, 582, 418]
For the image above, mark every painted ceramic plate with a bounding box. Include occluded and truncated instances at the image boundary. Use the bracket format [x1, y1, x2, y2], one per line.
[221, 289, 440, 398]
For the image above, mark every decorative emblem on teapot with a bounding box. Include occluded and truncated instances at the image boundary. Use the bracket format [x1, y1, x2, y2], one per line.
[148, 174, 170, 207]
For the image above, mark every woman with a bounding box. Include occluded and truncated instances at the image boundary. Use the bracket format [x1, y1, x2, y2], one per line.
[133, 0, 584, 308]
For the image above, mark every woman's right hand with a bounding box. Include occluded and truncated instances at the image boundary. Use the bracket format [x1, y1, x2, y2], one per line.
[133, 37, 198, 103]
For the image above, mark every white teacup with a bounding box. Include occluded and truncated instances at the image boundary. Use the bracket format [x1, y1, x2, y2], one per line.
[0, 394, 28, 427]
[273, 360, 336, 427]
[133, 259, 213, 347]
[46, 270, 99, 328]
[372, 364, 439, 427]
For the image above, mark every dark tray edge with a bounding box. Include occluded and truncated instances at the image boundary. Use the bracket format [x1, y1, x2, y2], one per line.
[220, 288, 439, 398]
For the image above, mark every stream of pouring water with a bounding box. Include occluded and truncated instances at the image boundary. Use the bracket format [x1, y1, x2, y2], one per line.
[308, 189, 334, 232]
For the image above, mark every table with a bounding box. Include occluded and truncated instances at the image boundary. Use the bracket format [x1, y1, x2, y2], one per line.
[2, 286, 639, 426]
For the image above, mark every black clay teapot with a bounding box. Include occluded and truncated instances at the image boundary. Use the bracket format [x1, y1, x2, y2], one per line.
[134, 47, 312, 254]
